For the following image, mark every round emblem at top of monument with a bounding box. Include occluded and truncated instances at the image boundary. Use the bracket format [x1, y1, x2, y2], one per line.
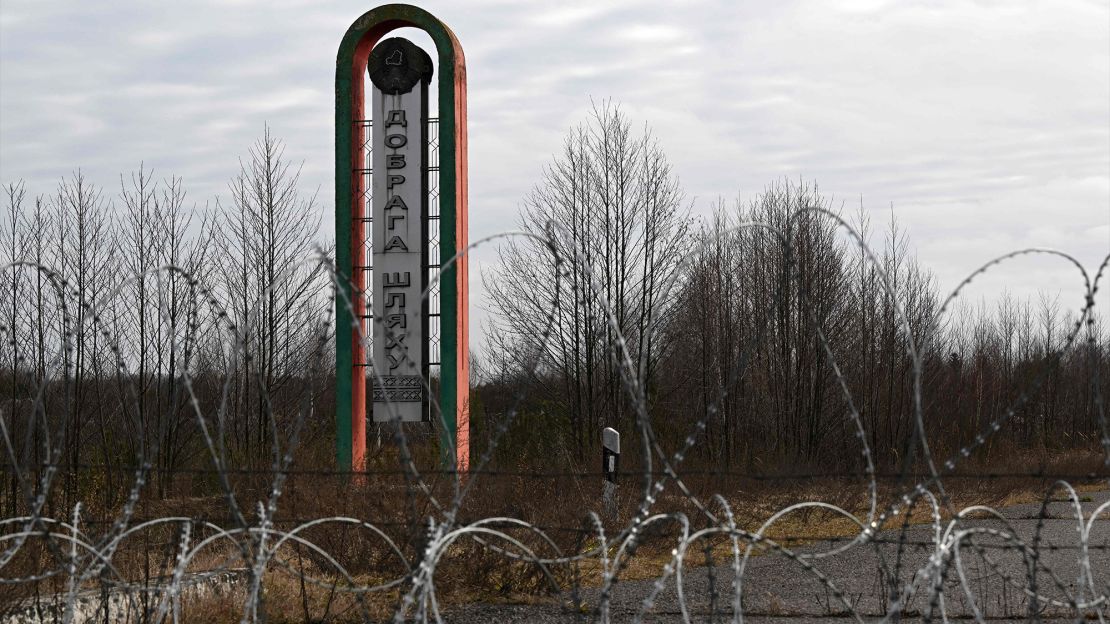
[368, 38, 434, 95]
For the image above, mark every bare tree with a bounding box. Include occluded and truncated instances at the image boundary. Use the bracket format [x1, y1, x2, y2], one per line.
[51, 171, 117, 505]
[2, 182, 29, 515]
[486, 103, 690, 457]
[213, 126, 324, 466]
[115, 167, 213, 495]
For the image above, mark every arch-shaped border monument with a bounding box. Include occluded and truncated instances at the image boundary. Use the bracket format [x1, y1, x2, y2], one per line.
[335, 4, 469, 473]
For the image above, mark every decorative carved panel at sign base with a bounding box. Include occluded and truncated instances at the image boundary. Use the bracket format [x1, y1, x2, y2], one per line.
[372, 375, 425, 402]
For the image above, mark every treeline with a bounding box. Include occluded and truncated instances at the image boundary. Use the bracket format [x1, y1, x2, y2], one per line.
[1, 128, 335, 511]
[476, 104, 1108, 475]
[1, 111, 1106, 514]
[659, 187, 1105, 472]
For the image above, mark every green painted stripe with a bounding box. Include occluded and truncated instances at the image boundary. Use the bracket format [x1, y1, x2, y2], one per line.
[335, 4, 463, 471]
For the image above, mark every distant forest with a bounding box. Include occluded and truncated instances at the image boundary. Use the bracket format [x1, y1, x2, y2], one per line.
[2, 109, 1107, 511]
[479, 104, 1107, 478]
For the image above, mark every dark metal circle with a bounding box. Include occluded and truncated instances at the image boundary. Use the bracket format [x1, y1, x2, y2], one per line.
[368, 38, 433, 95]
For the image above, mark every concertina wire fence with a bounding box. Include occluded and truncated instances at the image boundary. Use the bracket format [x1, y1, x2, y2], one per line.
[1, 207, 1107, 623]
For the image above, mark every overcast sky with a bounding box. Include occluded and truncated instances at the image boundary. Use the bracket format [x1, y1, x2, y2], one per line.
[1, 0, 1107, 343]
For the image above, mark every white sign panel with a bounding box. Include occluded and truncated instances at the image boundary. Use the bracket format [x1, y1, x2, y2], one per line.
[370, 41, 429, 422]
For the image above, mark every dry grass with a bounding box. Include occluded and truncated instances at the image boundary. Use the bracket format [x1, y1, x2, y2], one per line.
[2, 448, 1106, 621]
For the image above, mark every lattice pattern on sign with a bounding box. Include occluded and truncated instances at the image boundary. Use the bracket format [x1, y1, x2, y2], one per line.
[354, 118, 375, 367]
[426, 118, 441, 370]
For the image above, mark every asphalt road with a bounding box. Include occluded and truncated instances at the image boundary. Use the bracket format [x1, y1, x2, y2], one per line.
[445, 490, 1109, 623]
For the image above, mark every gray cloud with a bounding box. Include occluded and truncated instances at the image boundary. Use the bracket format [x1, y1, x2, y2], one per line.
[1, 0, 1106, 342]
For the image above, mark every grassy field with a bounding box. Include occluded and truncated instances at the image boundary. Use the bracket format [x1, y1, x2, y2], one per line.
[2, 448, 1107, 622]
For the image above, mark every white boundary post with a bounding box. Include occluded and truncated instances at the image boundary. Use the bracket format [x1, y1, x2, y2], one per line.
[602, 427, 620, 518]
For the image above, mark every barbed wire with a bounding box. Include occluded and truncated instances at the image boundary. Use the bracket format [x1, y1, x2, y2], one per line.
[0, 210, 1107, 623]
